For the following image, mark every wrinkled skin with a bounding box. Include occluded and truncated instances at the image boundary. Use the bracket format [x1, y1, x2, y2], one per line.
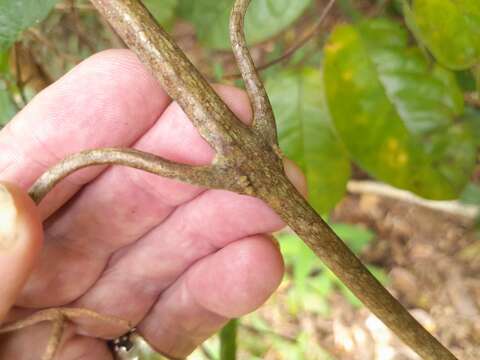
[0, 50, 306, 359]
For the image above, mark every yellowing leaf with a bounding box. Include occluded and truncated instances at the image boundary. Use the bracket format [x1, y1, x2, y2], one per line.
[324, 19, 476, 199]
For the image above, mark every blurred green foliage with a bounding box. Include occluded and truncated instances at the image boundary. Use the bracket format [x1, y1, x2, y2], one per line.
[0, 0, 58, 51]
[219, 319, 238, 360]
[178, 0, 312, 49]
[404, 0, 480, 70]
[324, 19, 476, 200]
[143, 0, 178, 27]
[280, 224, 387, 314]
[266, 68, 350, 214]
[0, 49, 15, 125]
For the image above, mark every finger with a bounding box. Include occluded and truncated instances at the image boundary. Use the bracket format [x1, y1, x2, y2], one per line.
[17, 85, 253, 307]
[0, 183, 43, 321]
[138, 235, 284, 359]
[0, 49, 171, 219]
[71, 189, 284, 330]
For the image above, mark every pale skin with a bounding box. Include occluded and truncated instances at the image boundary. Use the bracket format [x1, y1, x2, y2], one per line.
[0, 50, 306, 359]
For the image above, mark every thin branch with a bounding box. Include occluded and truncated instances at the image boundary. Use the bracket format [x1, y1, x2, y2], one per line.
[0, 308, 131, 334]
[55, 2, 96, 11]
[230, 0, 278, 147]
[1, 307, 132, 360]
[26, 28, 82, 64]
[465, 92, 480, 108]
[28, 148, 232, 204]
[225, 0, 336, 79]
[13, 43, 28, 106]
[348, 180, 479, 220]
[200, 345, 216, 360]
[42, 314, 64, 360]
[240, 324, 297, 343]
[67, 0, 98, 53]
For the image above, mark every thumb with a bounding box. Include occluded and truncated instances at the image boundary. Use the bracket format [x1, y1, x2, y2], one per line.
[0, 182, 43, 322]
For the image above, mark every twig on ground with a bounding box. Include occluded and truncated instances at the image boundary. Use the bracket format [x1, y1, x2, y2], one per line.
[348, 180, 479, 220]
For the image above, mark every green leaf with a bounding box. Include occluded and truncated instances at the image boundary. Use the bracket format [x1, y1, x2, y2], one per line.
[0, 49, 8, 73]
[267, 68, 351, 214]
[0, 50, 15, 126]
[143, 0, 178, 28]
[0, 0, 58, 51]
[330, 223, 374, 254]
[178, 0, 312, 49]
[460, 182, 480, 205]
[280, 233, 318, 287]
[0, 87, 16, 126]
[324, 19, 476, 199]
[324, 265, 389, 308]
[463, 106, 480, 146]
[279, 233, 333, 315]
[404, 0, 480, 70]
[455, 69, 478, 92]
[220, 319, 238, 360]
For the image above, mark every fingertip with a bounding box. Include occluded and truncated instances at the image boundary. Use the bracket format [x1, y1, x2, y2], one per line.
[186, 235, 284, 318]
[0, 182, 43, 320]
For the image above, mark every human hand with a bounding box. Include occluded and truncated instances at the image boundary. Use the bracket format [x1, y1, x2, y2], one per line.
[0, 50, 305, 359]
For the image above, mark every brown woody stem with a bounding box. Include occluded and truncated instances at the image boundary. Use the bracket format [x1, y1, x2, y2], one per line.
[28, 148, 233, 204]
[230, 0, 278, 146]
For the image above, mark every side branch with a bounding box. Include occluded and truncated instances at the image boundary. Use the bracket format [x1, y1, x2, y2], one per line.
[230, 0, 278, 147]
[29, 148, 228, 204]
[0, 308, 132, 360]
[226, 0, 336, 79]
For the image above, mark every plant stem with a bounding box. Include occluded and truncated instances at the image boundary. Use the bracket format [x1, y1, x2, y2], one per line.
[220, 319, 238, 360]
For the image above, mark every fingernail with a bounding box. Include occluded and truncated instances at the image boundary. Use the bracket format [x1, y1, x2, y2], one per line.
[0, 184, 18, 250]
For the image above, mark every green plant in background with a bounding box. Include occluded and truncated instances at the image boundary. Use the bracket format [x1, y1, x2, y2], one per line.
[0, 50, 16, 125]
[178, 0, 312, 49]
[404, 0, 480, 71]
[219, 319, 238, 360]
[143, 0, 178, 28]
[280, 224, 388, 315]
[324, 19, 476, 200]
[0, 0, 58, 51]
[266, 68, 351, 214]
